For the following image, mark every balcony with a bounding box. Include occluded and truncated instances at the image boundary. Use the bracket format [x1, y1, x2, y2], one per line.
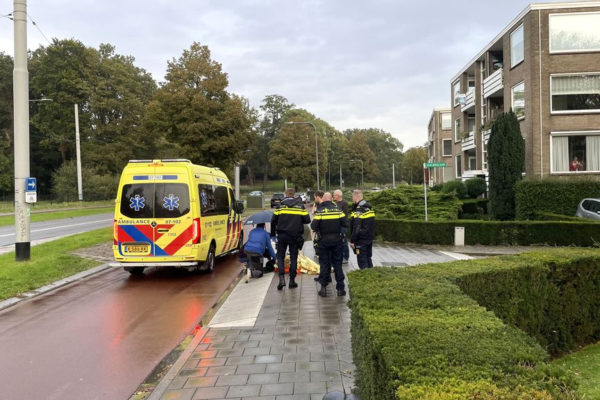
[482, 129, 491, 144]
[461, 89, 475, 113]
[483, 68, 503, 98]
[461, 134, 475, 151]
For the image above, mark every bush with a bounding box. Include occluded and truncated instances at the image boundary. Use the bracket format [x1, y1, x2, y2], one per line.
[460, 198, 489, 216]
[441, 180, 467, 199]
[515, 178, 600, 220]
[374, 218, 600, 246]
[52, 161, 118, 202]
[465, 177, 487, 198]
[348, 248, 598, 399]
[365, 186, 461, 220]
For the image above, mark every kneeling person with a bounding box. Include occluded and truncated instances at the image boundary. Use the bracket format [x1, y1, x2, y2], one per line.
[311, 192, 348, 297]
[244, 223, 275, 277]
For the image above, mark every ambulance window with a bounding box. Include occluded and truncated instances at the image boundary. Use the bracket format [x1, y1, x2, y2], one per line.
[120, 184, 154, 219]
[214, 186, 230, 215]
[155, 183, 190, 218]
[199, 185, 217, 216]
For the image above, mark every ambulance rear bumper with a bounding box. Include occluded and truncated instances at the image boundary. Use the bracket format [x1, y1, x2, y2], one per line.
[109, 262, 199, 267]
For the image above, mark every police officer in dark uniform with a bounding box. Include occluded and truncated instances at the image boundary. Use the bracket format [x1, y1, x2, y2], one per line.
[271, 188, 311, 290]
[349, 189, 375, 269]
[311, 192, 348, 297]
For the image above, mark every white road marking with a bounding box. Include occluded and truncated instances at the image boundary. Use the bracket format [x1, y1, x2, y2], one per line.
[439, 251, 473, 260]
[0, 218, 112, 238]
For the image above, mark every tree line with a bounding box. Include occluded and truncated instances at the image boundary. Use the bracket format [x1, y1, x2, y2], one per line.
[0, 39, 426, 200]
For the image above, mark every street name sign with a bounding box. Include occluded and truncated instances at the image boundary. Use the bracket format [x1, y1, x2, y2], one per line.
[424, 162, 447, 168]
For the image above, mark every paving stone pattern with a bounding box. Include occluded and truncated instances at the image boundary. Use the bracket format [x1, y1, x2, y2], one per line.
[160, 273, 355, 400]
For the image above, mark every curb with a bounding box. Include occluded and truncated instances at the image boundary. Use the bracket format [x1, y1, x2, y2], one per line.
[0, 263, 113, 312]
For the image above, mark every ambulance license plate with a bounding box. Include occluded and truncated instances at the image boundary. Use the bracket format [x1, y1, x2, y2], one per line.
[124, 244, 149, 254]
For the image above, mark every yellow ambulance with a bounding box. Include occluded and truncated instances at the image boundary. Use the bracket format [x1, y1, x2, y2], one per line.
[111, 159, 244, 275]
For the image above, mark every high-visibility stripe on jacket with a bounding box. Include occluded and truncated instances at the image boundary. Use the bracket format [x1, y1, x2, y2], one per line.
[350, 200, 375, 245]
[271, 197, 310, 238]
[310, 201, 348, 245]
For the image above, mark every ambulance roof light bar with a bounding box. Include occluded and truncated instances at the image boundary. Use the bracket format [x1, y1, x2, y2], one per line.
[128, 159, 192, 163]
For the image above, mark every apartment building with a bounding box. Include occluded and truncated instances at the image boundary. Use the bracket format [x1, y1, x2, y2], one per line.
[443, 1, 600, 181]
[427, 107, 454, 185]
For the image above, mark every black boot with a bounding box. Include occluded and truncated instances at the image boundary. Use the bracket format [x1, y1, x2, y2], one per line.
[288, 276, 298, 289]
[277, 275, 286, 290]
[337, 289, 346, 296]
[318, 284, 327, 297]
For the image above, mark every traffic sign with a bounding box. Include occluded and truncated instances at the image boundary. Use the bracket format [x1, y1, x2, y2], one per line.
[25, 177, 36, 192]
[424, 162, 447, 168]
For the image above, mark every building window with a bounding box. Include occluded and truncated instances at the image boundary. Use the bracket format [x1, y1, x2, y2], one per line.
[454, 118, 461, 142]
[551, 132, 600, 173]
[467, 116, 475, 136]
[551, 74, 600, 113]
[453, 81, 460, 107]
[550, 12, 600, 53]
[468, 156, 476, 171]
[456, 155, 462, 178]
[511, 81, 525, 119]
[441, 113, 452, 130]
[442, 139, 452, 156]
[510, 24, 524, 68]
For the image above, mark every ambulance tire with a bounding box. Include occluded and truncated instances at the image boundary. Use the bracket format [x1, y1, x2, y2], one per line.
[124, 267, 145, 276]
[202, 244, 216, 273]
[236, 232, 244, 251]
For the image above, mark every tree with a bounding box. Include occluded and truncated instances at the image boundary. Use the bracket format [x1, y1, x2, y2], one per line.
[343, 131, 378, 186]
[0, 53, 13, 194]
[144, 42, 257, 171]
[345, 128, 403, 184]
[488, 111, 525, 220]
[401, 147, 428, 184]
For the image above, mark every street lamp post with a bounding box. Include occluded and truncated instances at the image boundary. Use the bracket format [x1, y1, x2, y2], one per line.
[284, 121, 319, 191]
[350, 159, 364, 188]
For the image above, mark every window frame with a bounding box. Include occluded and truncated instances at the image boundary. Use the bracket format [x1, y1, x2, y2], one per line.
[442, 139, 453, 157]
[549, 11, 600, 54]
[549, 130, 600, 174]
[550, 72, 600, 114]
[454, 118, 461, 143]
[510, 23, 525, 68]
[455, 154, 462, 178]
[441, 113, 452, 130]
[511, 81, 526, 120]
[453, 80, 461, 107]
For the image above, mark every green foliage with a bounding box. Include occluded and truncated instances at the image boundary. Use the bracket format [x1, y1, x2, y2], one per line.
[364, 186, 461, 220]
[344, 128, 402, 184]
[554, 342, 600, 399]
[374, 218, 600, 246]
[441, 180, 468, 199]
[401, 146, 428, 184]
[348, 248, 598, 399]
[488, 112, 525, 220]
[51, 161, 118, 201]
[465, 177, 487, 198]
[515, 178, 600, 220]
[0, 52, 13, 194]
[144, 42, 257, 171]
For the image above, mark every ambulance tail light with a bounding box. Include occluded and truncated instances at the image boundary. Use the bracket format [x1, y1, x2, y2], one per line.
[192, 218, 201, 244]
[113, 219, 118, 245]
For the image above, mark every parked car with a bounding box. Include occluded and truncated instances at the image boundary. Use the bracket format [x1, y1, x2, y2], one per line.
[270, 193, 285, 208]
[297, 192, 309, 203]
[248, 190, 263, 197]
[370, 187, 382, 192]
[575, 198, 600, 220]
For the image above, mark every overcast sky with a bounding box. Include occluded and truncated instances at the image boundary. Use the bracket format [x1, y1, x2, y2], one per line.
[0, 0, 565, 148]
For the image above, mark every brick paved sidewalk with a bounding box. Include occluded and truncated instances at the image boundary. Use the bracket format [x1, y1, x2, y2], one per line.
[155, 268, 355, 400]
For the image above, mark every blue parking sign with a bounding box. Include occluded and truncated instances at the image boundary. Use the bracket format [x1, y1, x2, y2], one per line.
[25, 177, 36, 192]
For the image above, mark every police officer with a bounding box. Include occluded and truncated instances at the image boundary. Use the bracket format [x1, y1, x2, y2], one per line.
[311, 192, 348, 297]
[271, 188, 311, 290]
[333, 189, 350, 264]
[349, 189, 375, 269]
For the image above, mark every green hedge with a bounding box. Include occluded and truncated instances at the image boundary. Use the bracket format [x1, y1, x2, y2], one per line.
[375, 219, 600, 246]
[347, 249, 600, 399]
[515, 179, 600, 220]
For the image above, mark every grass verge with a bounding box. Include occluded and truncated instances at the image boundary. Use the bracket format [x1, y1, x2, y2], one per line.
[0, 206, 113, 227]
[553, 342, 600, 399]
[0, 200, 113, 213]
[0, 227, 112, 300]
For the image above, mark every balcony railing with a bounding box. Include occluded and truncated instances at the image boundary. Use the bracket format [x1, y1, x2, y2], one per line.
[461, 89, 475, 112]
[461, 134, 475, 151]
[482, 129, 491, 144]
[483, 68, 503, 98]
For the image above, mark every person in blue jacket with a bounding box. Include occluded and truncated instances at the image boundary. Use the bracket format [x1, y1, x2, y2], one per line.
[244, 223, 276, 261]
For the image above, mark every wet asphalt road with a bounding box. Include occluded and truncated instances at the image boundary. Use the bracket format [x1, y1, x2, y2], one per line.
[0, 255, 243, 400]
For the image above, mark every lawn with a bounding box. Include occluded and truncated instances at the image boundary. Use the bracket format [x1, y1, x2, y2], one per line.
[0, 227, 112, 301]
[0, 206, 114, 227]
[553, 341, 600, 399]
[0, 199, 114, 213]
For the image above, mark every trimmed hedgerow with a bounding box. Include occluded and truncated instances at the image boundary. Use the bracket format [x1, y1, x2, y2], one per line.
[347, 249, 600, 399]
[515, 179, 600, 220]
[375, 219, 600, 246]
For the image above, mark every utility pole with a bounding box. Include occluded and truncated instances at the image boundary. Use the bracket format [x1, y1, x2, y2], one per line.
[13, 0, 30, 260]
[392, 163, 396, 189]
[339, 164, 343, 189]
[74, 104, 83, 201]
[234, 165, 240, 200]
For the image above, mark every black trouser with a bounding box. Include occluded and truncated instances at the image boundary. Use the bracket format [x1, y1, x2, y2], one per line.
[318, 242, 344, 291]
[356, 242, 373, 270]
[276, 233, 299, 278]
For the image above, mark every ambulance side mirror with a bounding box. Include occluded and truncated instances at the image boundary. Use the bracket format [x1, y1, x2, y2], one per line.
[235, 200, 244, 214]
